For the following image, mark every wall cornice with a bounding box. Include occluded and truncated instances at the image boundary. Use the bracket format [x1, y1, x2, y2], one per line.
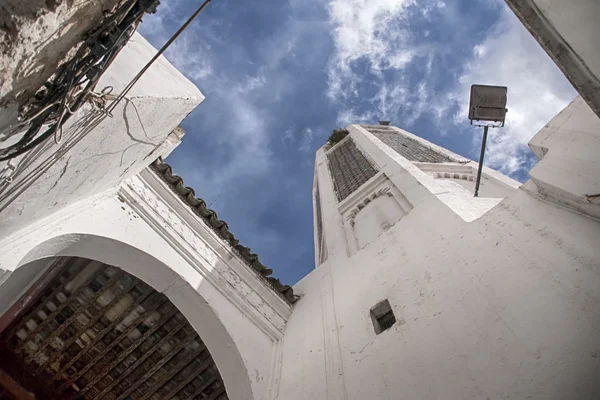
[119, 170, 291, 342]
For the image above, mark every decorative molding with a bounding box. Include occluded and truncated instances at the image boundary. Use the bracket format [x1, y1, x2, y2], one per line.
[338, 172, 387, 215]
[431, 171, 475, 182]
[346, 187, 393, 226]
[120, 172, 290, 342]
[413, 161, 520, 190]
[337, 172, 413, 257]
[150, 159, 296, 304]
[142, 168, 292, 316]
[266, 339, 284, 399]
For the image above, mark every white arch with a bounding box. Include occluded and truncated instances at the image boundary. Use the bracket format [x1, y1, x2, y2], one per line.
[14, 233, 254, 400]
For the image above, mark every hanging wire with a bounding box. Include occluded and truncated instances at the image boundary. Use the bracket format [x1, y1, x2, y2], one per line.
[0, 0, 157, 161]
[0, 0, 213, 162]
[106, 0, 212, 114]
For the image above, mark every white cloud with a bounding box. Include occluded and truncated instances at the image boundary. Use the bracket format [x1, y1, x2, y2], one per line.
[325, 0, 576, 176]
[335, 108, 376, 126]
[326, 0, 414, 106]
[281, 127, 318, 153]
[326, 0, 445, 127]
[299, 127, 316, 152]
[448, 7, 576, 174]
[328, 0, 414, 74]
[235, 74, 267, 95]
[163, 39, 213, 81]
[137, 15, 276, 213]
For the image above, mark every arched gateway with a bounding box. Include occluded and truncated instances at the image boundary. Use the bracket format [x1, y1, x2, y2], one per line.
[0, 29, 294, 400]
[0, 255, 228, 400]
[0, 161, 293, 400]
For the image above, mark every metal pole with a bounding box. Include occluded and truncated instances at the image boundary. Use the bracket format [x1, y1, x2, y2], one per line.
[474, 125, 488, 197]
[107, 0, 213, 114]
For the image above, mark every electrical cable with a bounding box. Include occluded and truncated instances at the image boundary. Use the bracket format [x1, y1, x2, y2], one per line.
[0, 0, 212, 162]
[106, 0, 212, 114]
[0, 0, 149, 161]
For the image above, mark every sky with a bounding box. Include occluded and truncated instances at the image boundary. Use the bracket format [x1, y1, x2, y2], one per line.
[138, 0, 576, 285]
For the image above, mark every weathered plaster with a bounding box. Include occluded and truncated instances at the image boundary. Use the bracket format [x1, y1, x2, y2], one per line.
[0, 32, 204, 239]
[0, 166, 291, 399]
[278, 120, 600, 399]
[0, 0, 121, 130]
[504, 0, 600, 118]
[0, 29, 287, 400]
[527, 96, 600, 218]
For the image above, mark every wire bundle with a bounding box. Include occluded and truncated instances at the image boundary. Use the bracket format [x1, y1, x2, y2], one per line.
[0, 0, 160, 161]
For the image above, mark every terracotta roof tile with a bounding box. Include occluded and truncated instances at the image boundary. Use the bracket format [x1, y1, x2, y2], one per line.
[151, 158, 298, 304]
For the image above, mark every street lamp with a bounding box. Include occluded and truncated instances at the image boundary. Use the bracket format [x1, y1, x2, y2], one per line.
[468, 84, 507, 197]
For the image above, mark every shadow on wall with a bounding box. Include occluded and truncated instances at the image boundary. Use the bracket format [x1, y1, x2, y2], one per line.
[0, 0, 121, 108]
[1, 233, 253, 400]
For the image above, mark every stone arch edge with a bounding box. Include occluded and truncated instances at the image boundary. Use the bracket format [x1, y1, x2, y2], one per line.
[7, 232, 254, 400]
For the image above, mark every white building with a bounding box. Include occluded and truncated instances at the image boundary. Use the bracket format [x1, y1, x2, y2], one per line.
[0, 0, 599, 399]
[276, 115, 600, 399]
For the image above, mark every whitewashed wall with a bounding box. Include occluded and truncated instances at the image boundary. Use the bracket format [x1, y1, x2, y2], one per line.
[505, 0, 600, 117]
[276, 119, 600, 399]
[0, 32, 289, 400]
[527, 96, 600, 218]
[0, 168, 291, 400]
[0, 33, 203, 238]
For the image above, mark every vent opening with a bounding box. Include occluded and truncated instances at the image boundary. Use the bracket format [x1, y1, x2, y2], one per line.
[370, 299, 395, 335]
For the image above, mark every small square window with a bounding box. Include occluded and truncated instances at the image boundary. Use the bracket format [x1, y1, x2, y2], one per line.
[370, 299, 396, 335]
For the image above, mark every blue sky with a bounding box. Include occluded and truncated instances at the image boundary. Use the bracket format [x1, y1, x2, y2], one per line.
[138, 0, 576, 285]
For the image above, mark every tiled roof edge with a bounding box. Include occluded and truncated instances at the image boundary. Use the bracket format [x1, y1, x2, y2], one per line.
[150, 158, 298, 304]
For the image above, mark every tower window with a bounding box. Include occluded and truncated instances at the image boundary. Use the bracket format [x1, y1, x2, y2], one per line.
[370, 299, 396, 334]
[327, 137, 379, 201]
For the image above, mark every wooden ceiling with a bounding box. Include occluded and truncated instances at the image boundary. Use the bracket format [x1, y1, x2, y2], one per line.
[0, 257, 228, 400]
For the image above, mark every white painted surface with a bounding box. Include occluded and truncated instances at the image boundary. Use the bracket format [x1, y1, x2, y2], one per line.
[415, 162, 518, 199]
[0, 166, 291, 400]
[0, 0, 121, 108]
[352, 125, 519, 223]
[504, 0, 600, 116]
[337, 172, 412, 257]
[1, 7, 599, 398]
[100, 33, 205, 102]
[527, 96, 600, 218]
[278, 122, 600, 399]
[0, 31, 285, 400]
[353, 195, 403, 249]
[534, 0, 600, 84]
[0, 32, 204, 239]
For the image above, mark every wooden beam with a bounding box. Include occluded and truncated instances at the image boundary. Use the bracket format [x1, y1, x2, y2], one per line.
[56, 290, 164, 388]
[27, 270, 125, 364]
[160, 356, 213, 400]
[180, 375, 219, 400]
[88, 314, 187, 400]
[79, 306, 181, 398]
[115, 332, 200, 400]
[38, 279, 138, 373]
[15, 260, 106, 355]
[0, 258, 68, 336]
[7, 257, 77, 342]
[0, 368, 35, 400]
[137, 345, 206, 400]
[53, 286, 156, 382]
[203, 385, 226, 400]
